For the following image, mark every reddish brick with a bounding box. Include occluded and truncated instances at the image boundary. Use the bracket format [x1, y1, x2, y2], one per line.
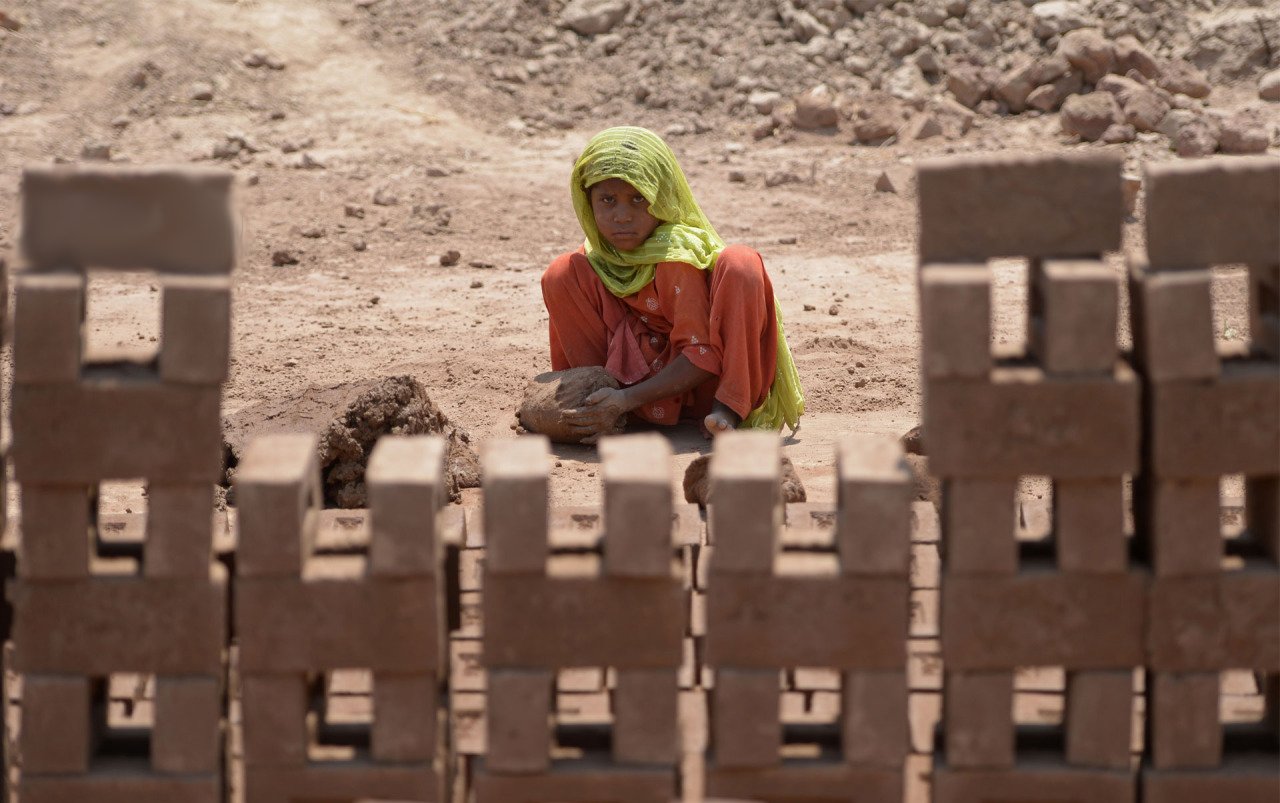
[20, 674, 93, 774]
[842, 670, 908, 768]
[22, 767, 221, 803]
[613, 668, 679, 764]
[835, 434, 913, 575]
[145, 483, 215, 578]
[366, 436, 447, 577]
[1150, 672, 1222, 769]
[1064, 670, 1133, 769]
[942, 478, 1018, 574]
[234, 433, 321, 577]
[372, 672, 440, 763]
[244, 761, 438, 803]
[944, 670, 1014, 769]
[19, 484, 92, 579]
[932, 759, 1134, 802]
[919, 263, 993, 379]
[1147, 569, 1280, 671]
[159, 275, 230, 384]
[1144, 756, 1280, 803]
[12, 270, 84, 384]
[1128, 263, 1220, 381]
[240, 675, 306, 767]
[152, 676, 221, 774]
[708, 432, 782, 574]
[707, 762, 902, 802]
[1054, 479, 1127, 572]
[1136, 477, 1222, 576]
[21, 166, 236, 274]
[486, 668, 552, 773]
[917, 153, 1123, 262]
[600, 434, 675, 578]
[1029, 259, 1119, 375]
[712, 669, 780, 768]
[472, 758, 673, 803]
[481, 437, 550, 574]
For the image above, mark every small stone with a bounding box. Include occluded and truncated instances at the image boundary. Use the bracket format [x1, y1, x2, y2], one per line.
[352, 239, 368, 252]
[748, 89, 783, 115]
[828, 305, 839, 316]
[900, 112, 943, 141]
[1174, 118, 1219, 158]
[470, 280, 484, 289]
[728, 169, 747, 183]
[946, 64, 990, 109]
[764, 170, 802, 188]
[851, 92, 907, 143]
[1057, 28, 1114, 84]
[1121, 174, 1141, 216]
[1030, 1, 1095, 39]
[793, 85, 839, 130]
[369, 296, 380, 306]
[778, 235, 798, 245]
[300, 227, 325, 239]
[1122, 87, 1170, 133]
[875, 167, 913, 194]
[283, 358, 299, 368]
[245, 173, 260, 186]
[468, 260, 495, 269]
[1158, 60, 1211, 100]
[345, 204, 366, 219]
[372, 187, 399, 206]
[272, 250, 300, 267]
[1100, 123, 1135, 144]
[1114, 36, 1160, 80]
[803, 304, 816, 311]
[440, 250, 461, 267]
[1259, 70, 1280, 102]
[189, 81, 215, 102]
[1156, 108, 1197, 140]
[559, 0, 630, 36]
[296, 152, 325, 170]
[80, 141, 112, 161]
[111, 115, 131, 129]
[1218, 115, 1270, 154]
[1059, 92, 1121, 142]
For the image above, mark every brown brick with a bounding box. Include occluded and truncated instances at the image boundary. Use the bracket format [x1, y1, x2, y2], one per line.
[705, 574, 907, 669]
[20, 674, 92, 774]
[1054, 479, 1127, 572]
[912, 500, 941, 543]
[944, 670, 1013, 769]
[482, 574, 684, 669]
[158, 275, 230, 384]
[1128, 263, 1220, 381]
[712, 669, 780, 768]
[152, 676, 221, 774]
[600, 434, 675, 578]
[1246, 476, 1279, 561]
[1136, 477, 1222, 577]
[925, 363, 1140, 478]
[472, 758, 673, 803]
[707, 763, 902, 802]
[22, 769, 221, 803]
[245, 761, 438, 803]
[1064, 670, 1133, 769]
[372, 672, 440, 763]
[613, 668, 679, 764]
[1144, 756, 1280, 803]
[486, 668, 552, 773]
[13, 270, 85, 384]
[917, 153, 1123, 262]
[835, 434, 913, 575]
[919, 263, 992, 379]
[1144, 156, 1280, 269]
[12, 382, 223, 484]
[842, 670, 908, 768]
[145, 483, 215, 578]
[942, 569, 1145, 670]
[932, 759, 1134, 803]
[482, 437, 550, 574]
[1147, 569, 1280, 671]
[1029, 259, 1119, 375]
[1150, 671, 1222, 769]
[942, 478, 1018, 574]
[240, 675, 306, 767]
[13, 570, 226, 674]
[708, 432, 782, 573]
[235, 433, 321, 577]
[236, 574, 438, 673]
[366, 436, 446, 577]
[19, 484, 92, 579]
[21, 166, 236, 274]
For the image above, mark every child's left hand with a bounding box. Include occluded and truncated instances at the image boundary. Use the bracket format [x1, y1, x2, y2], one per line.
[563, 387, 632, 444]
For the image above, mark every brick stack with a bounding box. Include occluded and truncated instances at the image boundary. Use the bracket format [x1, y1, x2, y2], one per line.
[9, 167, 234, 802]
[235, 433, 450, 802]
[917, 154, 1146, 802]
[474, 434, 683, 802]
[702, 431, 912, 802]
[1130, 156, 1280, 801]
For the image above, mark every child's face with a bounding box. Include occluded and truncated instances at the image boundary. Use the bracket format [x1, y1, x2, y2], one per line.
[589, 178, 660, 252]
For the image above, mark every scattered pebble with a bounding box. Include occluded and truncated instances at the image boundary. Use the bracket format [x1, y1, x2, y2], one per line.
[440, 250, 461, 267]
[777, 235, 798, 245]
[372, 187, 399, 206]
[828, 305, 839, 315]
[283, 358, 299, 368]
[300, 227, 325, 239]
[80, 142, 112, 161]
[272, 250, 300, 267]
[352, 239, 368, 252]
[470, 280, 484, 289]
[469, 259, 495, 269]
[345, 204, 366, 219]
[803, 304, 816, 311]
[728, 169, 747, 183]
[189, 81, 215, 102]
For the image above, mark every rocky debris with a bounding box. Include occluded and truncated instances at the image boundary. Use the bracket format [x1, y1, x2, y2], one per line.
[1100, 123, 1135, 144]
[875, 167, 913, 194]
[1113, 36, 1160, 80]
[682, 454, 806, 506]
[748, 89, 783, 115]
[271, 249, 300, 267]
[1060, 92, 1121, 142]
[946, 64, 994, 109]
[559, 0, 630, 36]
[1173, 118, 1219, 158]
[1057, 29, 1113, 85]
[1157, 60, 1211, 100]
[793, 85, 839, 130]
[1121, 87, 1170, 133]
[212, 133, 262, 160]
[850, 91, 907, 144]
[440, 250, 461, 266]
[243, 50, 286, 70]
[189, 81, 215, 102]
[1261, 71, 1280, 102]
[996, 55, 1069, 113]
[516, 367, 624, 444]
[1029, 1, 1095, 39]
[899, 112, 942, 141]
[318, 376, 480, 507]
[128, 60, 164, 90]
[1218, 113, 1271, 155]
[372, 187, 399, 206]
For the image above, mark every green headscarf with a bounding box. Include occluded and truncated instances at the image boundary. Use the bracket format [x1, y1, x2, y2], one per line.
[570, 126, 805, 432]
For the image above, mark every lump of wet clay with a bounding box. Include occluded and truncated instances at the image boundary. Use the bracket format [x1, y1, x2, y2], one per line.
[517, 366, 625, 444]
[682, 453, 807, 505]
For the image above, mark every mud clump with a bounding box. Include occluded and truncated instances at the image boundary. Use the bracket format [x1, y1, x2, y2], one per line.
[517, 367, 625, 444]
[319, 375, 480, 507]
[682, 453, 807, 506]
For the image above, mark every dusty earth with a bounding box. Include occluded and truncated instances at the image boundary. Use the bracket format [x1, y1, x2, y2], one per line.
[0, 0, 1271, 511]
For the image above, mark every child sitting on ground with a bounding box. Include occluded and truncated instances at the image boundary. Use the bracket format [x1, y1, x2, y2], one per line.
[541, 126, 804, 443]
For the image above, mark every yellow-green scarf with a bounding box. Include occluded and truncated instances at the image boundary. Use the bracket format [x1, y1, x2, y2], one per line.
[570, 126, 804, 432]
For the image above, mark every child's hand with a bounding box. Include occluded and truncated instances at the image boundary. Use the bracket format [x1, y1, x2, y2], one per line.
[563, 387, 632, 444]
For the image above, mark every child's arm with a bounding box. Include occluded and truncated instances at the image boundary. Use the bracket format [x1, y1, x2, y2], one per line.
[563, 355, 713, 443]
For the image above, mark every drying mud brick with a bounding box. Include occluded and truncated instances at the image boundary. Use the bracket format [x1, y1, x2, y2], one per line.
[21, 166, 236, 275]
[919, 263, 992, 379]
[613, 669, 680, 764]
[1146, 570, 1280, 670]
[1143, 755, 1280, 803]
[472, 759, 674, 803]
[1064, 670, 1133, 769]
[683, 454, 805, 506]
[1147, 359, 1280, 477]
[1144, 156, 1280, 269]
[145, 483, 215, 578]
[245, 762, 436, 803]
[365, 436, 446, 577]
[234, 432, 321, 577]
[20, 674, 92, 774]
[932, 759, 1134, 803]
[481, 436, 550, 574]
[12, 270, 84, 384]
[708, 431, 783, 573]
[152, 676, 222, 774]
[482, 574, 684, 669]
[373, 673, 441, 763]
[1054, 479, 1127, 572]
[705, 574, 907, 669]
[601, 434, 674, 578]
[942, 570, 1145, 669]
[1150, 672, 1222, 769]
[18, 485, 91, 579]
[941, 478, 1018, 574]
[516, 366, 624, 443]
[917, 153, 1122, 262]
[236, 574, 438, 672]
[240, 675, 307, 767]
[1128, 264, 1219, 382]
[708, 764, 903, 803]
[21, 771, 221, 803]
[485, 668, 552, 773]
[835, 434, 912, 575]
[159, 275, 232, 384]
[943, 670, 1014, 768]
[842, 670, 909, 767]
[711, 669, 780, 768]
[1137, 477, 1223, 576]
[11, 382, 223, 484]
[1029, 259, 1118, 375]
[924, 362, 1140, 478]
[12, 569, 226, 675]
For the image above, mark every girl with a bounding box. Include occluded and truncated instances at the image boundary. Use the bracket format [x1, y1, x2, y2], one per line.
[542, 126, 803, 443]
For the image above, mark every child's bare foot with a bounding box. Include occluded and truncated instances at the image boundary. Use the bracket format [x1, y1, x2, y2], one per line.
[702, 402, 739, 438]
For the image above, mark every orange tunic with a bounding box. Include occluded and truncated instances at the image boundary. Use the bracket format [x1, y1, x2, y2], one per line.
[541, 244, 778, 425]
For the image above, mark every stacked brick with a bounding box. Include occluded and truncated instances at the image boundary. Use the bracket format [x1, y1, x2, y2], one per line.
[9, 167, 235, 802]
[474, 434, 683, 802]
[917, 154, 1145, 801]
[235, 433, 451, 802]
[1130, 156, 1280, 801]
[702, 431, 912, 802]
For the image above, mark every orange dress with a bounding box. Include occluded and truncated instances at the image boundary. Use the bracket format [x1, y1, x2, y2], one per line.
[541, 244, 778, 425]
